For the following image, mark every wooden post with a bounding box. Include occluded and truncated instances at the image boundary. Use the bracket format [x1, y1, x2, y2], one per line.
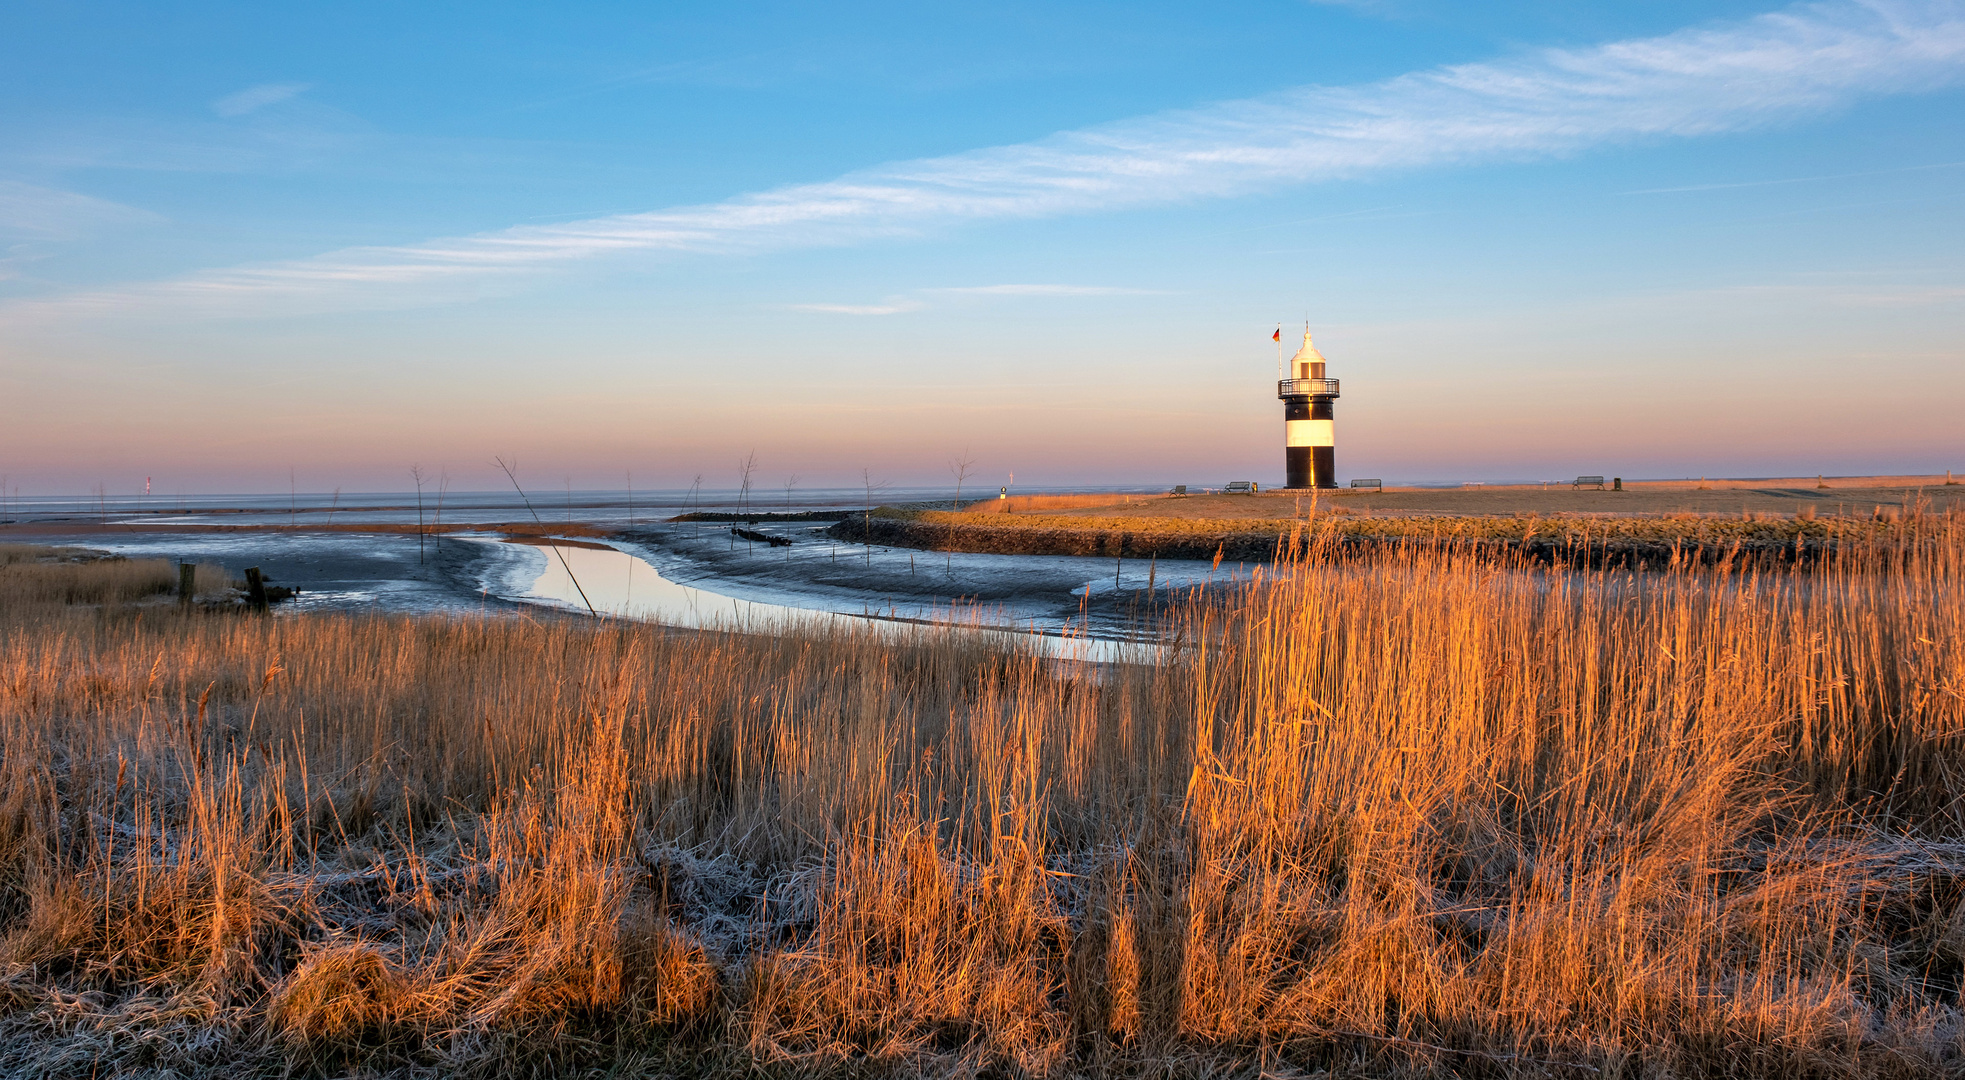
[178, 563, 195, 607]
[244, 566, 268, 612]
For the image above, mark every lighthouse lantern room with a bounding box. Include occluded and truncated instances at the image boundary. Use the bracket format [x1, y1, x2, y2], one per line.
[1278, 327, 1340, 489]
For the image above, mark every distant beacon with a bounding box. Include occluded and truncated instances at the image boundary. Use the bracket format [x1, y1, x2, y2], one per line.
[1278, 326, 1340, 489]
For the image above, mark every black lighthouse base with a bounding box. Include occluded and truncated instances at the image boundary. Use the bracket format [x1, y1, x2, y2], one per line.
[1283, 396, 1337, 489]
[1286, 445, 1312, 490]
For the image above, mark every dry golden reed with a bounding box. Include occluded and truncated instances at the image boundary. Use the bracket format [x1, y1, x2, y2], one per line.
[0, 518, 1962, 1077]
[0, 547, 233, 607]
[961, 492, 1154, 514]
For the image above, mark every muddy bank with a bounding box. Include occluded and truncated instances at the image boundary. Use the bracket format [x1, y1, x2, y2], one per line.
[668, 510, 856, 523]
[829, 514, 1282, 562]
[0, 519, 614, 540]
[4, 530, 542, 616]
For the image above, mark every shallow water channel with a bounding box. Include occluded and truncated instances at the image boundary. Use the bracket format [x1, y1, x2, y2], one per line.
[484, 537, 1163, 665]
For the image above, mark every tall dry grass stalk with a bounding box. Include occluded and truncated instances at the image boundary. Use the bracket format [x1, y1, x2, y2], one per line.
[0, 518, 1962, 1077]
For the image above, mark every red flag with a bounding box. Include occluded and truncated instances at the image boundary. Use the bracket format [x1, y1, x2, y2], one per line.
[1272, 328, 1281, 342]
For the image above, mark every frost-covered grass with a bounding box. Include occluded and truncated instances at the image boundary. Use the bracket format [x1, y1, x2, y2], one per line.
[3, 527, 1965, 1077]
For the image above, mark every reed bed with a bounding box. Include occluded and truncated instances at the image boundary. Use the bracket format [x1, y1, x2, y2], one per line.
[1, 521, 1962, 1077]
[846, 504, 1947, 564]
[0, 548, 236, 607]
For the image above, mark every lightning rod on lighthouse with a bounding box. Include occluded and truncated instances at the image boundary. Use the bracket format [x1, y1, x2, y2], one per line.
[1278, 326, 1340, 489]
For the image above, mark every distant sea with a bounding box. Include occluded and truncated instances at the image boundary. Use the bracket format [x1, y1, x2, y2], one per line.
[0, 485, 1167, 528]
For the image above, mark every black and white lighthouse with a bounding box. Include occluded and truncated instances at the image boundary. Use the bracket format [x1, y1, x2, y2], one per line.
[1278, 327, 1340, 489]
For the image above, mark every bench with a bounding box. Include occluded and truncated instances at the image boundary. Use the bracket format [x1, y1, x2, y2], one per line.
[1573, 475, 1606, 490]
[1350, 478, 1382, 490]
[1169, 484, 1188, 496]
[1224, 481, 1258, 494]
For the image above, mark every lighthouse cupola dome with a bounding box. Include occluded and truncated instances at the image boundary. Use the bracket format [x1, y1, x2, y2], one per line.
[1289, 327, 1326, 379]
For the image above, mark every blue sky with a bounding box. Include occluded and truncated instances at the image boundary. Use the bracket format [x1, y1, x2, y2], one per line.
[3, 0, 1962, 493]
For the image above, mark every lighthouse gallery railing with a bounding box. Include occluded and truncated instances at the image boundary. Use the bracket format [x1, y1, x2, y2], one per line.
[1277, 377, 1340, 397]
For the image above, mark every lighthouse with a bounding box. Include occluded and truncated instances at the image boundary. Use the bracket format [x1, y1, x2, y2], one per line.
[1278, 327, 1340, 489]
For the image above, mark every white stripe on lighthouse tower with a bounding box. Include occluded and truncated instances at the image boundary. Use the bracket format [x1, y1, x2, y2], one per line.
[1286, 419, 1334, 447]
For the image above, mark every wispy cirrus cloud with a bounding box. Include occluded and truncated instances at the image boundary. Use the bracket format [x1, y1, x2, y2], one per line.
[923, 284, 1166, 297]
[0, 180, 162, 237]
[0, 181, 163, 279]
[211, 82, 312, 117]
[789, 283, 1161, 314]
[8, 0, 1965, 326]
[788, 300, 926, 315]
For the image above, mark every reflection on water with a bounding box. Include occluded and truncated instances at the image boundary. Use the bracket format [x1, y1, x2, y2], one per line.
[523, 541, 828, 630]
[511, 539, 1157, 664]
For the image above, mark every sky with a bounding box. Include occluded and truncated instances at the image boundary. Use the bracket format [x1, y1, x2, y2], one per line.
[2, 0, 1962, 494]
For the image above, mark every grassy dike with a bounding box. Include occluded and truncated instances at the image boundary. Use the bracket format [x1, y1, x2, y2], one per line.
[827, 505, 1938, 565]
